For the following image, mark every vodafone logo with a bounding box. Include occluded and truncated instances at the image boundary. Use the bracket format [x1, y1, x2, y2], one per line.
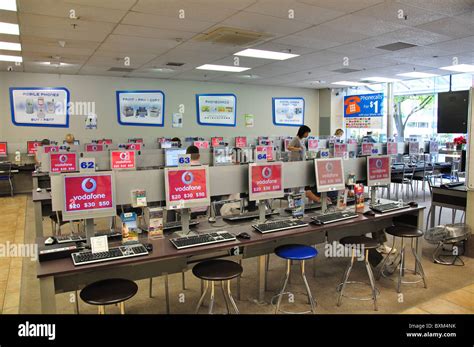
[181, 171, 194, 185]
[375, 159, 383, 169]
[59, 154, 68, 163]
[93, 145, 97, 151]
[262, 167, 272, 179]
[33, 143, 38, 148]
[326, 162, 334, 172]
[81, 178, 97, 193]
[129, 144, 136, 150]
[119, 152, 130, 160]
[51, 147, 57, 152]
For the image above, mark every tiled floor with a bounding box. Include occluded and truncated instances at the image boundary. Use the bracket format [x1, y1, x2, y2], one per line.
[0, 195, 27, 314]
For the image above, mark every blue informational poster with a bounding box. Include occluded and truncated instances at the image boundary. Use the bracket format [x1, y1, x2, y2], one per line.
[116, 90, 165, 127]
[10, 87, 70, 127]
[344, 93, 384, 129]
[196, 94, 237, 127]
[272, 97, 305, 126]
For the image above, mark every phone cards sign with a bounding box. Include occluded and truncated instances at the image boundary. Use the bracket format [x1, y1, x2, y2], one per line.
[344, 93, 383, 129]
[10, 87, 70, 127]
[196, 94, 236, 126]
[116, 90, 165, 127]
[273, 97, 305, 126]
[64, 175, 113, 213]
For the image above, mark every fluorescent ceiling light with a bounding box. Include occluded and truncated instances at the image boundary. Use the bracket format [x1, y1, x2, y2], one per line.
[152, 67, 175, 73]
[440, 64, 474, 73]
[0, 54, 22, 62]
[237, 74, 260, 79]
[362, 77, 401, 83]
[0, 41, 21, 51]
[234, 48, 299, 60]
[0, 22, 19, 35]
[332, 81, 368, 87]
[0, 0, 17, 11]
[196, 64, 250, 72]
[397, 71, 438, 78]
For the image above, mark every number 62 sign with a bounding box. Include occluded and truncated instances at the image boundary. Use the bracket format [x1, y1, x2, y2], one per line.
[79, 158, 96, 173]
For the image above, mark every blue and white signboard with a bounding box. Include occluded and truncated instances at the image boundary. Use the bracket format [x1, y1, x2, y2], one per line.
[196, 94, 236, 126]
[272, 97, 305, 126]
[10, 87, 70, 127]
[116, 90, 165, 127]
[344, 93, 384, 129]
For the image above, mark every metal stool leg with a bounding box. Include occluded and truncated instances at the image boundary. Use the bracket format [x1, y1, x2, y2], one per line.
[337, 249, 355, 306]
[300, 260, 316, 313]
[220, 281, 231, 313]
[227, 280, 240, 314]
[181, 271, 186, 290]
[208, 281, 215, 314]
[411, 238, 427, 289]
[364, 249, 378, 311]
[75, 291, 80, 314]
[149, 278, 153, 298]
[397, 239, 405, 293]
[377, 237, 396, 280]
[120, 302, 125, 314]
[237, 260, 241, 301]
[275, 259, 291, 314]
[195, 280, 209, 314]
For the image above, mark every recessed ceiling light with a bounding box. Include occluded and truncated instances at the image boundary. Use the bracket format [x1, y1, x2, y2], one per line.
[151, 67, 175, 73]
[234, 48, 299, 60]
[332, 81, 368, 87]
[0, 22, 19, 35]
[397, 71, 438, 78]
[440, 64, 474, 73]
[0, 54, 22, 63]
[196, 64, 250, 72]
[38, 62, 74, 67]
[362, 77, 401, 83]
[0, 0, 17, 11]
[237, 74, 260, 79]
[0, 41, 21, 51]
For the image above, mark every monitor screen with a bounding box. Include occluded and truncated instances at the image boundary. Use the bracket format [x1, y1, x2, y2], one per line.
[27, 141, 41, 155]
[110, 150, 136, 170]
[437, 90, 469, 133]
[194, 141, 209, 149]
[49, 152, 78, 173]
[249, 162, 284, 201]
[367, 155, 391, 187]
[211, 137, 223, 147]
[85, 143, 104, 152]
[0, 142, 7, 157]
[62, 172, 116, 221]
[235, 137, 247, 148]
[164, 166, 210, 209]
[165, 148, 187, 167]
[161, 141, 172, 149]
[314, 158, 345, 193]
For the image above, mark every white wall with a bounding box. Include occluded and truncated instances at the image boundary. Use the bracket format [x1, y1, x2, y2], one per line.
[0, 72, 319, 152]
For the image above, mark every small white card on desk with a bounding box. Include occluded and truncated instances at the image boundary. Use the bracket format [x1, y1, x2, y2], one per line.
[90, 235, 108, 254]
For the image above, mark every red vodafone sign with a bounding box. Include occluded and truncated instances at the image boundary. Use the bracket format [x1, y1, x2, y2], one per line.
[127, 143, 142, 151]
[85, 144, 104, 152]
[111, 150, 136, 169]
[0, 143, 7, 156]
[316, 159, 344, 186]
[251, 163, 282, 195]
[167, 168, 208, 202]
[235, 137, 247, 148]
[27, 141, 41, 155]
[387, 142, 398, 155]
[64, 174, 113, 213]
[44, 145, 59, 153]
[50, 153, 77, 173]
[368, 156, 390, 182]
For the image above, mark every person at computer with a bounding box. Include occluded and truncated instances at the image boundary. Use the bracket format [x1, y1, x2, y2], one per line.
[334, 128, 344, 140]
[171, 137, 182, 148]
[362, 131, 377, 143]
[186, 145, 200, 165]
[288, 125, 311, 161]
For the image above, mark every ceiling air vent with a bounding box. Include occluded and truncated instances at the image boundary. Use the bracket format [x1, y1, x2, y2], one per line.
[166, 62, 185, 67]
[376, 42, 417, 51]
[332, 68, 361, 73]
[195, 27, 271, 46]
[108, 67, 134, 72]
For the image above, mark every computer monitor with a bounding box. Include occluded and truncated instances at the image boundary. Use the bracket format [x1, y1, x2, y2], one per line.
[314, 158, 345, 193]
[110, 150, 136, 170]
[211, 137, 224, 147]
[62, 172, 116, 221]
[235, 136, 247, 148]
[367, 155, 391, 187]
[165, 148, 187, 167]
[164, 166, 210, 210]
[248, 162, 284, 201]
[85, 143, 104, 152]
[27, 141, 41, 155]
[0, 142, 7, 157]
[49, 152, 78, 173]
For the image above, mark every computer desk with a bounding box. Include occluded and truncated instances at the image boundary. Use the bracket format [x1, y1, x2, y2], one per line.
[428, 185, 467, 228]
[36, 205, 424, 314]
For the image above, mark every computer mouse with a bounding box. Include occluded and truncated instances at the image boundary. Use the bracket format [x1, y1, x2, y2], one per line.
[237, 232, 251, 240]
[44, 237, 55, 245]
[408, 201, 418, 208]
[36, 188, 42, 192]
[144, 243, 153, 252]
[363, 210, 376, 217]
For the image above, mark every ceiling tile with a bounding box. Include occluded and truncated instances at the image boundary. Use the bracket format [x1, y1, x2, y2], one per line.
[121, 12, 215, 33]
[396, 0, 474, 16]
[298, 0, 386, 13]
[112, 24, 197, 41]
[63, 0, 137, 10]
[416, 17, 474, 39]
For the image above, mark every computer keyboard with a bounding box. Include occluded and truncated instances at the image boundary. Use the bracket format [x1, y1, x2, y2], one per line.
[170, 231, 236, 249]
[252, 219, 308, 234]
[441, 182, 464, 188]
[56, 231, 122, 244]
[223, 210, 279, 221]
[311, 211, 358, 225]
[163, 220, 199, 231]
[370, 202, 409, 214]
[284, 203, 321, 213]
[71, 244, 149, 266]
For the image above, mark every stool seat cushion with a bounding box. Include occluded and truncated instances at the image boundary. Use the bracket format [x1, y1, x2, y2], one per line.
[339, 236, 380, 249]
[275, 244, 318, 260]
[192, 259, 243, 281]
[386, 225, 423, 238]
[80, 278, 138, 306]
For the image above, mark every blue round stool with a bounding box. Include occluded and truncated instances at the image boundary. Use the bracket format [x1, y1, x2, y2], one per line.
[273, 244, 318, 314]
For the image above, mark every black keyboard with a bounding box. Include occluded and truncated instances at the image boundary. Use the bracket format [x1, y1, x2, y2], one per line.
[163, 220, 199, 231]
[56, 231, 122, 244]
[223, 210, 279, 221]
[285, 203, 321, 213]
[71, 244, 149, 266]
[441, 182, 464, 188]
[252, 219, 308, 234]
[170, 231, 236, 249]
[370, 202, 409, 213]
[311, 211, 358, 224]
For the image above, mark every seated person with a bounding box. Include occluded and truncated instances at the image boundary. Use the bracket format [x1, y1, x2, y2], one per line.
[186, 145, 200, 165]
[171, 137, 182, 148]
[305, 186, 337, 205]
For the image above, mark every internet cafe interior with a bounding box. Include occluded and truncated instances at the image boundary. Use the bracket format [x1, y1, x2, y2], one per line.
[0, 0, 473, 343]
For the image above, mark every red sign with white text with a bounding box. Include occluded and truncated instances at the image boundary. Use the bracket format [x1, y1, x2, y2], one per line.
[64, 174, 113, 213]
[167, 168, 208, 202]
[409, 142, 419, 155]
[256, 146, 274, 161]
[235, 137, 247, 148]
[0, 143, 7, 156]
[193, 141, 209, 149]
[126, 143, 142, 151]
[387, 142, 398, 155]
[44, 145, 59, 153]
[85, 144, 104, 152]
[50, 153, 77, 173]
[27, 141, 41, 155]
[334, 143, 347, 157]
[111, 150, 136, 169]
[212, 137, 223, 147]
[362, 143, 374, 155]
[308, 139, 319, 151]
[316, 159, 344, 187]
[129, 138, 143, 143]
[368, 156, 390, 182]
[251, 164, 282, 195]
[98, 139, 112, 145]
